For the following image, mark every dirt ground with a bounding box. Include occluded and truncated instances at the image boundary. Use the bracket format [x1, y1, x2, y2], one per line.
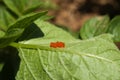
[49, 0, 120, 32]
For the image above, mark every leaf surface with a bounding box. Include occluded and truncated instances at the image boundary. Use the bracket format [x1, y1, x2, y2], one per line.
[16, 20, 120, 80]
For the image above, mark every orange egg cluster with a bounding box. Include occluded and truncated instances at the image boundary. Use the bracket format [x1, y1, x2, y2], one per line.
[50, 41, 65, 48]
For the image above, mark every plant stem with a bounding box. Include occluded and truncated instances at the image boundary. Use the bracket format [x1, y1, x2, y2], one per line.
[10, 42, 51, 50]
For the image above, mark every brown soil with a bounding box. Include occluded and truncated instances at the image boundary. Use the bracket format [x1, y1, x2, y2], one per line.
[49, 0, 120, 32]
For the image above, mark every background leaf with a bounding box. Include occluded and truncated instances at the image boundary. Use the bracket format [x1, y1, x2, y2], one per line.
[39, 0, 58, 10]
[0, 64, 4, 72]
[0, 6, 15, 31]
[3, 0, 42, 16]
[107, 15, 120, 42]
[0, 31, 5, 38]
[3, 0, 57, 16]
[80, 15, 110, 39]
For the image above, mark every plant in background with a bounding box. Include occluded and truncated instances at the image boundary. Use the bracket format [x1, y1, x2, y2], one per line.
[0, 0, 120, 80]
[80, 15, 120, 50]
[80, 15, 120, 42]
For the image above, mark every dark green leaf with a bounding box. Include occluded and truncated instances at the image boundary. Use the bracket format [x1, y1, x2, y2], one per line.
[0, 46, 20, 80]
[39, 15, 54, 21]
[0, 28, 23, 48]
[8, 11, 47, 30]
[3, 0, 42, 16]
[80, 15, 110, 39]
[107, 15, 120, 42]
[17, 23, 44, 41]
[0, 6, 15, 30]
[0, 63, 4, 72]
[0, 11, 47, 48]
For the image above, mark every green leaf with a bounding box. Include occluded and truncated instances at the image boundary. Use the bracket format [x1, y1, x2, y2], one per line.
[3, 0, 42, 16]
[0, 28, 23, 48]
[107, 15, 120, 42]
[0, 11, 47, 48]
[8, 11, 47, 30]
[15, 34, 120, 80]
[0, 63, 4, 71]
[39, 15, 54, 21]
[14, 20, 120, 80]
[0, 30, 5, 38]
[80, 15, 110, 39]
[0, 6, 15, 30]
[39, 0, 58, 10]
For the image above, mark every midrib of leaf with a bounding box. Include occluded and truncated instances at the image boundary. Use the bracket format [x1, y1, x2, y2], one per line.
[19, 48, 37, 80]
[10, 42, 114, 64]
